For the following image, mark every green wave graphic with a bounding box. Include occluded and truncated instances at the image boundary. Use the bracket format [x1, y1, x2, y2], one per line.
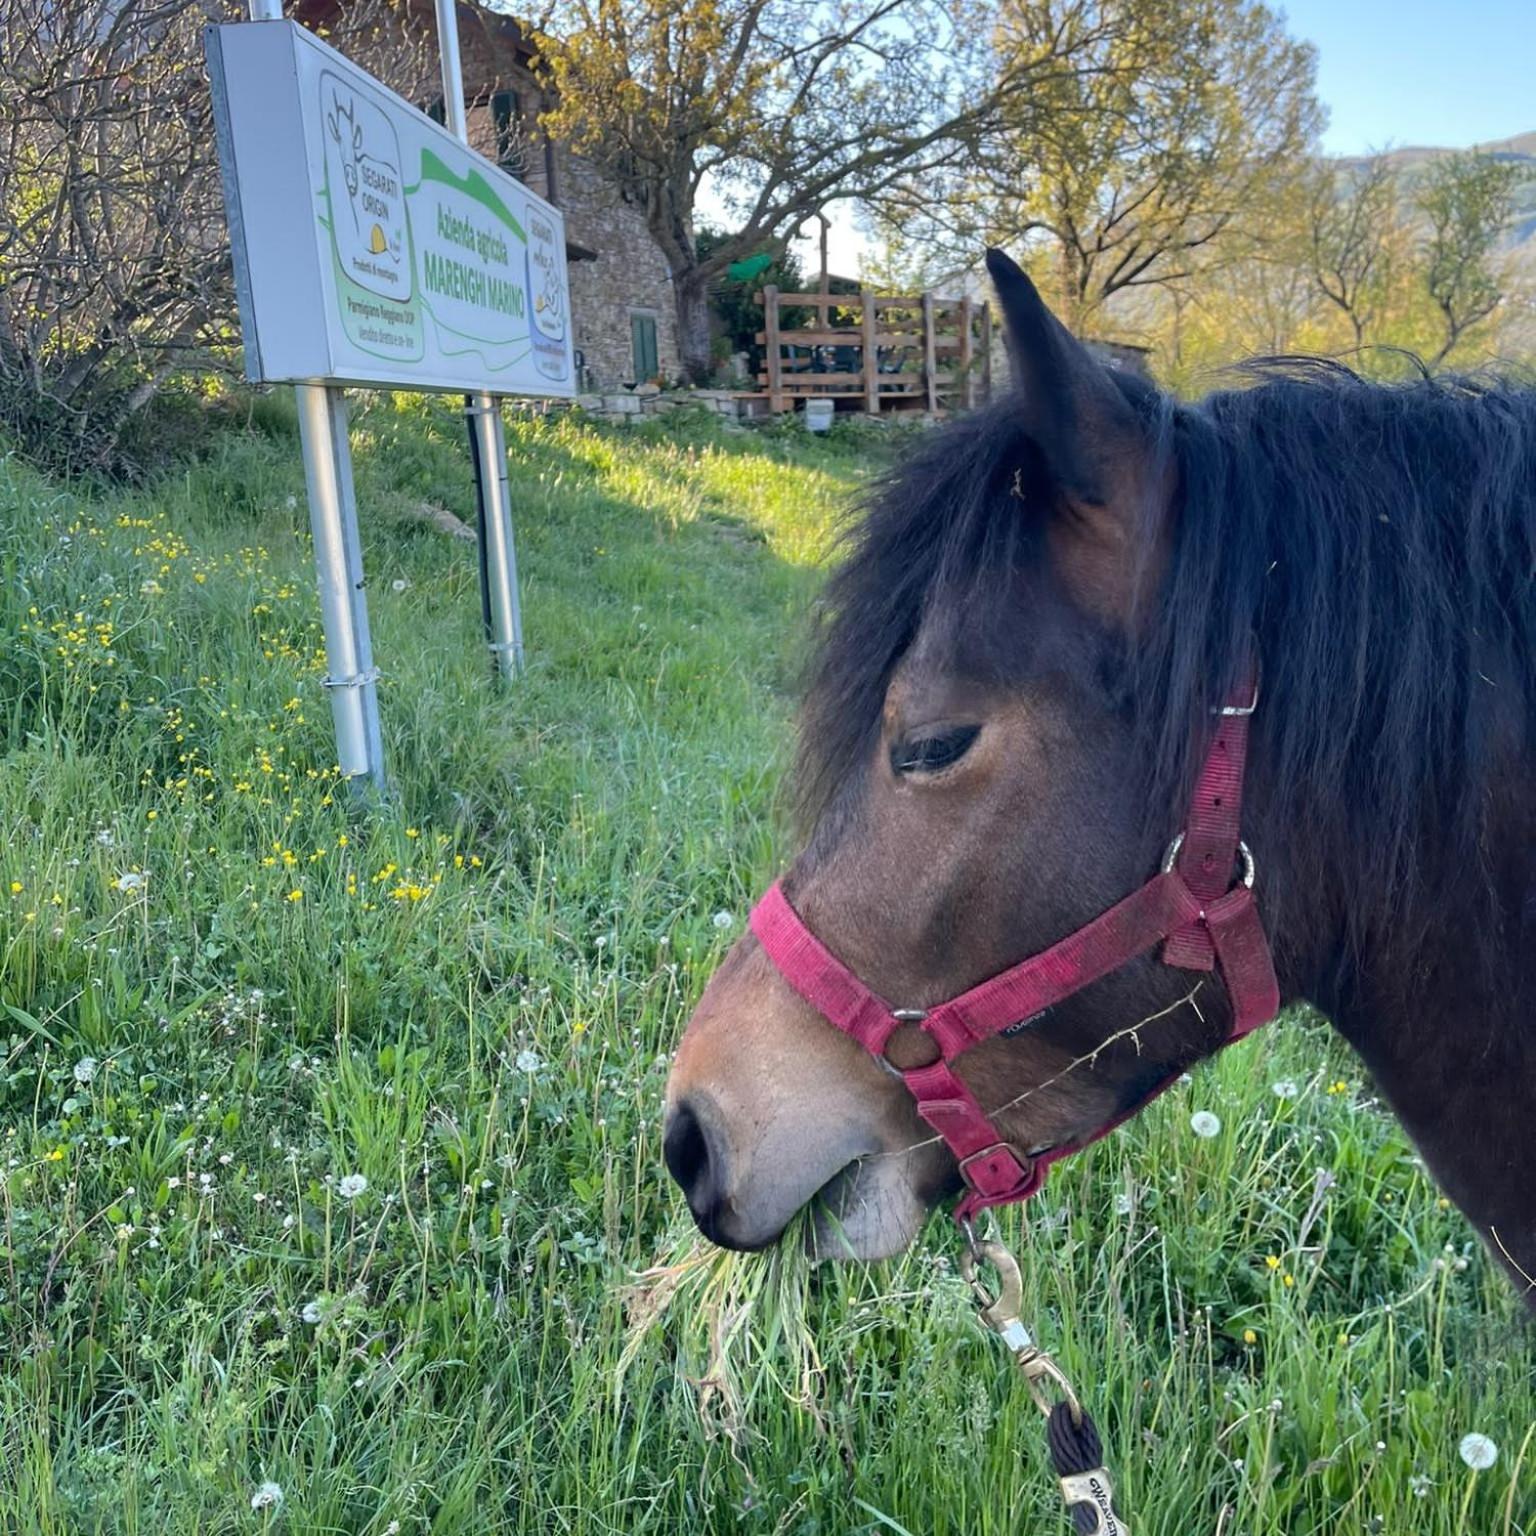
[416, 150, 528, 244]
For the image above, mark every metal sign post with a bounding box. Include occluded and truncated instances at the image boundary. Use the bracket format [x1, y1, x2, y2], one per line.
[246, 0, 387, 791]
[435, 0, 524, 678]
[296, 383, 387, 784]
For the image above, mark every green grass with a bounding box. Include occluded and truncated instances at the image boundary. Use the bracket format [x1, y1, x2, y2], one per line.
[0, 394, 1531, 1535]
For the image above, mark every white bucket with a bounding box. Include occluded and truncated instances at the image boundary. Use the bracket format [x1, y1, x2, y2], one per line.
[803, 399, 835, 433]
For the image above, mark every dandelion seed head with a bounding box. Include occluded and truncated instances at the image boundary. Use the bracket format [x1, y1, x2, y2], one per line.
[251, 1481, 284, 1511]
[1459, 1433, 1498, 1470]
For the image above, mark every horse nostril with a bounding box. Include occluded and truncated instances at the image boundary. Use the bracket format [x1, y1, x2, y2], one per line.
[664, 1099, 716, 1209]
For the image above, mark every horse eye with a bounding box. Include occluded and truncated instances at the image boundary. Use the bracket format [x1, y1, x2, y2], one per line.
[890, 725, 981, 776]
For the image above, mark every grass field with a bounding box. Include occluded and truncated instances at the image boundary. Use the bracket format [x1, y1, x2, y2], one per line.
[0, 394, 1531, 1535]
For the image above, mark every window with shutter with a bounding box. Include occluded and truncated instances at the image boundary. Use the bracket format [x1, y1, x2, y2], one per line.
[491, 90, 526, 179]
[630, 313, 659, 382]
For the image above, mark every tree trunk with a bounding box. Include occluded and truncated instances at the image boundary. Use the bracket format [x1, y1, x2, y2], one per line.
[673, 271, 715, 385]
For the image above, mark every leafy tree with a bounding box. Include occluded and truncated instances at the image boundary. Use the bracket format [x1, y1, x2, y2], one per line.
[1308, 154, 1400, 353]
[532, 0, 1073, 381]
[1418, 151, 1522, 367]
[874, 0, 1322, 332]
[696, 230, 806, 374]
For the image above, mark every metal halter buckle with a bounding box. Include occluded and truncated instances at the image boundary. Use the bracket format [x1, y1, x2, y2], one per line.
[1161, 831, 1256, 889]
[1214, 671, 1260, 716]
[957, 1142, 1030, 1194]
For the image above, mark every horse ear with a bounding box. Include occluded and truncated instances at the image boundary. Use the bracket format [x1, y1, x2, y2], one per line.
[985, 247, 1158, 614]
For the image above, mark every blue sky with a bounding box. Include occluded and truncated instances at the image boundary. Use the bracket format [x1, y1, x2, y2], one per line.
[1279, 0, 1534, 154]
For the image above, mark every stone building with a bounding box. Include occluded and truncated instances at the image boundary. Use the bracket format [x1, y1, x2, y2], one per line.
[295, 0, 680, 389]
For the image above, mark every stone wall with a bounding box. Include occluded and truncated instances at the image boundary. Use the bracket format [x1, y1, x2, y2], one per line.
[555, 150, 680, 390]
[569, 387, 743, 425]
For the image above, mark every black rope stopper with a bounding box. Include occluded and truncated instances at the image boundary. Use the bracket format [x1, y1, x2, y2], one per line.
[1046, 1402, 1123, 1535]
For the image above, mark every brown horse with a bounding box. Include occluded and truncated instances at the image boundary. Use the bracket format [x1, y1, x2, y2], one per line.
[664, 250, 1536, 1305]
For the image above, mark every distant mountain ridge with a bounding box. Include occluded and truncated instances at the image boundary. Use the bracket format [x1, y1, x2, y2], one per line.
[1336, 129, 1536, 171]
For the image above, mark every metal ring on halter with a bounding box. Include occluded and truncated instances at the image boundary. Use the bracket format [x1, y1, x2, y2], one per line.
[1161, 832, 1256, 889]
[875, 1007, 936, 1080]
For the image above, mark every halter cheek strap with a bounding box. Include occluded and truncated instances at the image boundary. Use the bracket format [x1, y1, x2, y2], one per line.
[748, 670, 1280, 1222]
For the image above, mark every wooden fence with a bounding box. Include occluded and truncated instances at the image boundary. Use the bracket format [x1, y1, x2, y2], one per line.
[748, 288, 993, 414]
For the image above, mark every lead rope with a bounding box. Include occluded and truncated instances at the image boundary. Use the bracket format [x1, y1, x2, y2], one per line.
[960, 1227, 1131, 1536]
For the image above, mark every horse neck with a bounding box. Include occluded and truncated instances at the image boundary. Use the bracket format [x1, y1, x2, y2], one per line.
[1264, 764, 1536, 1304]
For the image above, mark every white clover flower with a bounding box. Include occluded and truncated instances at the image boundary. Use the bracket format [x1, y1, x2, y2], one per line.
[251, 1481, 285, 1511]
[711, 910, 735, 931]
[337, 1173, 368, 1199]
[301, 1299, 324, 1324]
[1190, 1110, 1222, 1139]
[515, 1049, 541, 1074]
[115, 872, 146, 893]
[73, 1057, 98, 1085]
[1458, 1433, 1498, 1470]
[1271, 1079, 1298, 1100]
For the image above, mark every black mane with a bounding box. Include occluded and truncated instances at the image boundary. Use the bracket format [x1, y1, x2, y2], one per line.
[797, 363, 1536, 953]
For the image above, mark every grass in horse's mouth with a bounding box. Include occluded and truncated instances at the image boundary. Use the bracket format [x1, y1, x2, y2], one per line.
[803, 1155, 863, 1230]
[618, 1210, 823, 1445]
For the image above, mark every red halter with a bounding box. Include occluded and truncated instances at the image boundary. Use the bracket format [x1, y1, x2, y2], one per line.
[748, 672, 1280, 1222]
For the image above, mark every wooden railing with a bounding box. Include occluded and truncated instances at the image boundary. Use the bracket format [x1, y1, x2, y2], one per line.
[751, 288, 992, 414]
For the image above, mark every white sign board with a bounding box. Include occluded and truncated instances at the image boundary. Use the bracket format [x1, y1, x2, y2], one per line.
[206, 19, 574, 396]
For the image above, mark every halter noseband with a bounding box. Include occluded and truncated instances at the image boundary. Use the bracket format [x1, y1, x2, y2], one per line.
[748, 670, 1280, 1223]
